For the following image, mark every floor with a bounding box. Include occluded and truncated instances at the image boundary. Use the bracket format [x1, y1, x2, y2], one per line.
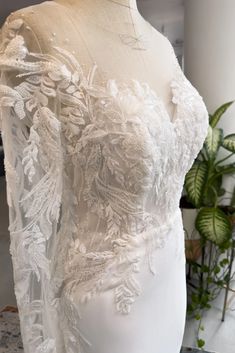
[0, 177, 16, 310]
[0, 311, 23, 353]
[0, 310, 217, 353]
[0, 176, 234, 352]
[183, 282, 235, 353]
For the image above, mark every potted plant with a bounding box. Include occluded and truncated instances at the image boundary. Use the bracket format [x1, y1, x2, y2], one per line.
[180, 100, 235, 349]
[181, 100, 235, 253]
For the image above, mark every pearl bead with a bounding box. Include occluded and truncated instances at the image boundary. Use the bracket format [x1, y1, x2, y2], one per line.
[26, 26, 30, 30]
[52, 32, 56, 37]
[64, 38, 69, 43]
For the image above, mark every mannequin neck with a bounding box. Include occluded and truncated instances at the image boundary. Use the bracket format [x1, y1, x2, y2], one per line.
[54, 0, 138, 11]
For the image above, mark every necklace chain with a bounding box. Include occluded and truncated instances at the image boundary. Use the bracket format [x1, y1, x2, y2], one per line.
[84, 17, 153, 51]
[57, 0, 150, 50]
[118, 30, 152, 51]
[104, 0, 150, 50]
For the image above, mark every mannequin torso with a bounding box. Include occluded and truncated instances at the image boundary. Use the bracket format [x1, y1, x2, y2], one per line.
[4, 0, 176, 119]
[0, 2, 211, 352]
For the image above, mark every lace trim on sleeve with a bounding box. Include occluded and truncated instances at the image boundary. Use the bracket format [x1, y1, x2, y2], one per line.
[0, 18, 66, 353]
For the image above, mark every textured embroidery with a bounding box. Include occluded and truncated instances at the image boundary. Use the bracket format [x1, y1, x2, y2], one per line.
[0, 17, 209, 353]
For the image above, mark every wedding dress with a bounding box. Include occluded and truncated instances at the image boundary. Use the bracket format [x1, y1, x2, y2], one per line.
[0, 16, 209, 353]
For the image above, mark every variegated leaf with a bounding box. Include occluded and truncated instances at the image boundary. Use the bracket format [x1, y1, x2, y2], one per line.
[196, 207, 232, 246]
[222, 133, 235, 152]
[204, 126, 223, 160]
[184, 161, 208, 207]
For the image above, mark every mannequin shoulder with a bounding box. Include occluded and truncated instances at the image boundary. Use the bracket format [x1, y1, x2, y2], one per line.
[148, 24, 178, 74]
[150, 25, 175, 56]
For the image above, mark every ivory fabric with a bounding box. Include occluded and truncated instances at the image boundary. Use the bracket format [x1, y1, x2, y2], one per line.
[0, 16, 209, 353]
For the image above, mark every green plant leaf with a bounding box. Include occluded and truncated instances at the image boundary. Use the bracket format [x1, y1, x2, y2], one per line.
[222, 133, 235, 152]
[218, 188, 226, 196]
[216, 280, 224, 287]
[210, 101, 235, 128]
[197, 339, 205, 348]
[203, 172, 222, 206]
[201, 265, 210, 272]
[214, 265, 221, 274]
[230, 186, 235, 207]
[213, 163, 235, 175]
[192, 293, 199, 303]
[208, 163, 235, 187]
[184, 161, 208, 207]
[204, 126, 223, 160]
[195, 207, 232, 246]
[207, 277, 213, 284]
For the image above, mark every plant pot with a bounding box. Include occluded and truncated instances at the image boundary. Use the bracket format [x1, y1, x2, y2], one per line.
[185, 239, 202, 261]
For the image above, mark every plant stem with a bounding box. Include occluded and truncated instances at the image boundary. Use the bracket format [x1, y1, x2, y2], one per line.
[206, 242, 213, 292]
[215, 152, 234, 166]
[200, 243, 206, 297]
[199, 151, 207, 161]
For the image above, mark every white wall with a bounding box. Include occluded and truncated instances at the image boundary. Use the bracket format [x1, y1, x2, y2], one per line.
[138, 0, 184, 52]
[184, 0, 235, 205]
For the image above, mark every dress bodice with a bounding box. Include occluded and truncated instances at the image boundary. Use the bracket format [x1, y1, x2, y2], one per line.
[0, 16, 209, 353]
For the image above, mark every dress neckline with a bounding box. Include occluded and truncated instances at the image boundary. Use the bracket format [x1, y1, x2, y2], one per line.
[2, 17, 184, 129]
[50, 42, 182, 127]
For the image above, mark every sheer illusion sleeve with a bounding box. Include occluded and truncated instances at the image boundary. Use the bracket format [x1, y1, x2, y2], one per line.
[0, 16, 66, 353]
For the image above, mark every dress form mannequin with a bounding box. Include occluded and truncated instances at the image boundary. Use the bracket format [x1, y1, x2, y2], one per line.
[4, 0, 176, 119]
[0, 1, 210, 352]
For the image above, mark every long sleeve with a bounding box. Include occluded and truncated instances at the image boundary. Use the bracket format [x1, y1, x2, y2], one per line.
[0, 16, 65, 353]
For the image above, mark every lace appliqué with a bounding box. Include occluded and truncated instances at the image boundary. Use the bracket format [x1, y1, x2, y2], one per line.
[0, 17, 209, 353]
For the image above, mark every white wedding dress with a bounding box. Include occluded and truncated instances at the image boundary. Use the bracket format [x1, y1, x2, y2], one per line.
[0, 17, 209, 353]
